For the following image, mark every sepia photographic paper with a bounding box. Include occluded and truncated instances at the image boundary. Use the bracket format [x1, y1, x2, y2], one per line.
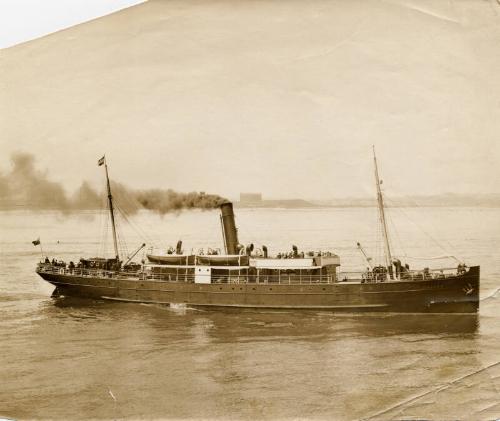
[1, 0, 499, 419]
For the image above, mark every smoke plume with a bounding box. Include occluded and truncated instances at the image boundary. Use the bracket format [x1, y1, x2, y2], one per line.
[136, 189, 228, 214]
[0, 152, 227, 214]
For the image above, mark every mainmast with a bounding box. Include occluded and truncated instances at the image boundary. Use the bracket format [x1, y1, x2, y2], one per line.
[373, 146, 393, 279]
[99, 156, 119, 261]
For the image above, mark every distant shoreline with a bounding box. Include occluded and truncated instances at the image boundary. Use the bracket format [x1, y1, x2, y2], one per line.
[235, 195, 500, 209]
[1, 204, 500, 212]
[2, 194, 500, 211]
[235, 204, 500, 209]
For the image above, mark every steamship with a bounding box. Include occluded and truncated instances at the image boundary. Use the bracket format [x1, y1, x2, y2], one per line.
[36, 152, 480, 313]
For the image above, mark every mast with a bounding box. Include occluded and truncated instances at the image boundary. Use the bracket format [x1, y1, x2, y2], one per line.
[373, 146, 393, 279]
[99, 156, 119, 261]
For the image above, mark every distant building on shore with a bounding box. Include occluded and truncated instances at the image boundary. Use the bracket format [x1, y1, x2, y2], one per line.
[240, 193, 262, 204]
[237, 192, 315, 208]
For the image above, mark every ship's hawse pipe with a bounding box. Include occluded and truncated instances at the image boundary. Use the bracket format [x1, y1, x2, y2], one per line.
[220, 202, 239, 255]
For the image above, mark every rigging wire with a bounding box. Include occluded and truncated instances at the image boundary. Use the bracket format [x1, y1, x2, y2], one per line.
[114, 213, 129, 260]
[114, 202, 159, 249]
[373, 203, 384, 267]
[100, 177, 110, 258]
[404, 195, 461, 257]
[384, 195, 462, 262]
[101, 208, 109, 258]
[110, 185, 161, 248]
[396, 203, 450, 255]
[377, 216, 383, 266]
[99, 177, 165, 260]
[384, 200, 408, 261]
[96, 199, 104, 258]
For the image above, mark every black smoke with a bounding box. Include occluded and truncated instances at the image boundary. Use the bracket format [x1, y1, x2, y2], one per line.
[135, 189, 228, 214]
[0, 152, 227, 214]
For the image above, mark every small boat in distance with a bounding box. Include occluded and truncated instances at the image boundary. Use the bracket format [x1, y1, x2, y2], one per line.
[36, 151, 480, 313]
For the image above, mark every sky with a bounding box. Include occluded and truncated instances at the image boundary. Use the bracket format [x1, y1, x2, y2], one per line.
[0, 0, 499, 201]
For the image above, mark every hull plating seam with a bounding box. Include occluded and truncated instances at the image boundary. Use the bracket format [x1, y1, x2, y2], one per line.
[49, 280, 117, 289]
[100, 296, 389, 309]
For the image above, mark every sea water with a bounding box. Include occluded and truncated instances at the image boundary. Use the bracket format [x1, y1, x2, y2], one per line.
[1, 207, 499, 420]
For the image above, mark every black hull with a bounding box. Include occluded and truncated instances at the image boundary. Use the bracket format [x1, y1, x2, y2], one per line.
[38, 266, 480, 314]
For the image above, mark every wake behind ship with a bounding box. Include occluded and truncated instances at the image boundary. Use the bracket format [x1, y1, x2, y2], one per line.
[36, 153, 480, 313]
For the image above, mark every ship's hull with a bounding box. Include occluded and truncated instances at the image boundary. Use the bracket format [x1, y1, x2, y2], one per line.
[38, 266, 480, 313]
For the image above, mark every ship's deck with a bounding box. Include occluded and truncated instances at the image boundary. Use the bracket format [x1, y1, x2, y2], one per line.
[36, 263, 468, 285]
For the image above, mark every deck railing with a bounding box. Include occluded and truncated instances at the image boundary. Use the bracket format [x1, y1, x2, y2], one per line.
[144, 273, 335, 284]
[37, 263, 467, 284]
[36, 263, 335, 284]
[36, 264, 134, 280]
[338, 266, 466, 282]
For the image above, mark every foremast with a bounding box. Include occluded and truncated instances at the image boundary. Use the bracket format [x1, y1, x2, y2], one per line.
[373, 146, 393, 280]
[99, 156, 119, 261]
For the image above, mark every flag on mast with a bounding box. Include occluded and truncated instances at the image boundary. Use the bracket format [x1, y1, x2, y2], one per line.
[98, 156, 105, 166]
[32, 238, 40, 246]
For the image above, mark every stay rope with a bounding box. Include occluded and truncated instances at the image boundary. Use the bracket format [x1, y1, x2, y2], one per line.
[384, 195, 463, 263]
